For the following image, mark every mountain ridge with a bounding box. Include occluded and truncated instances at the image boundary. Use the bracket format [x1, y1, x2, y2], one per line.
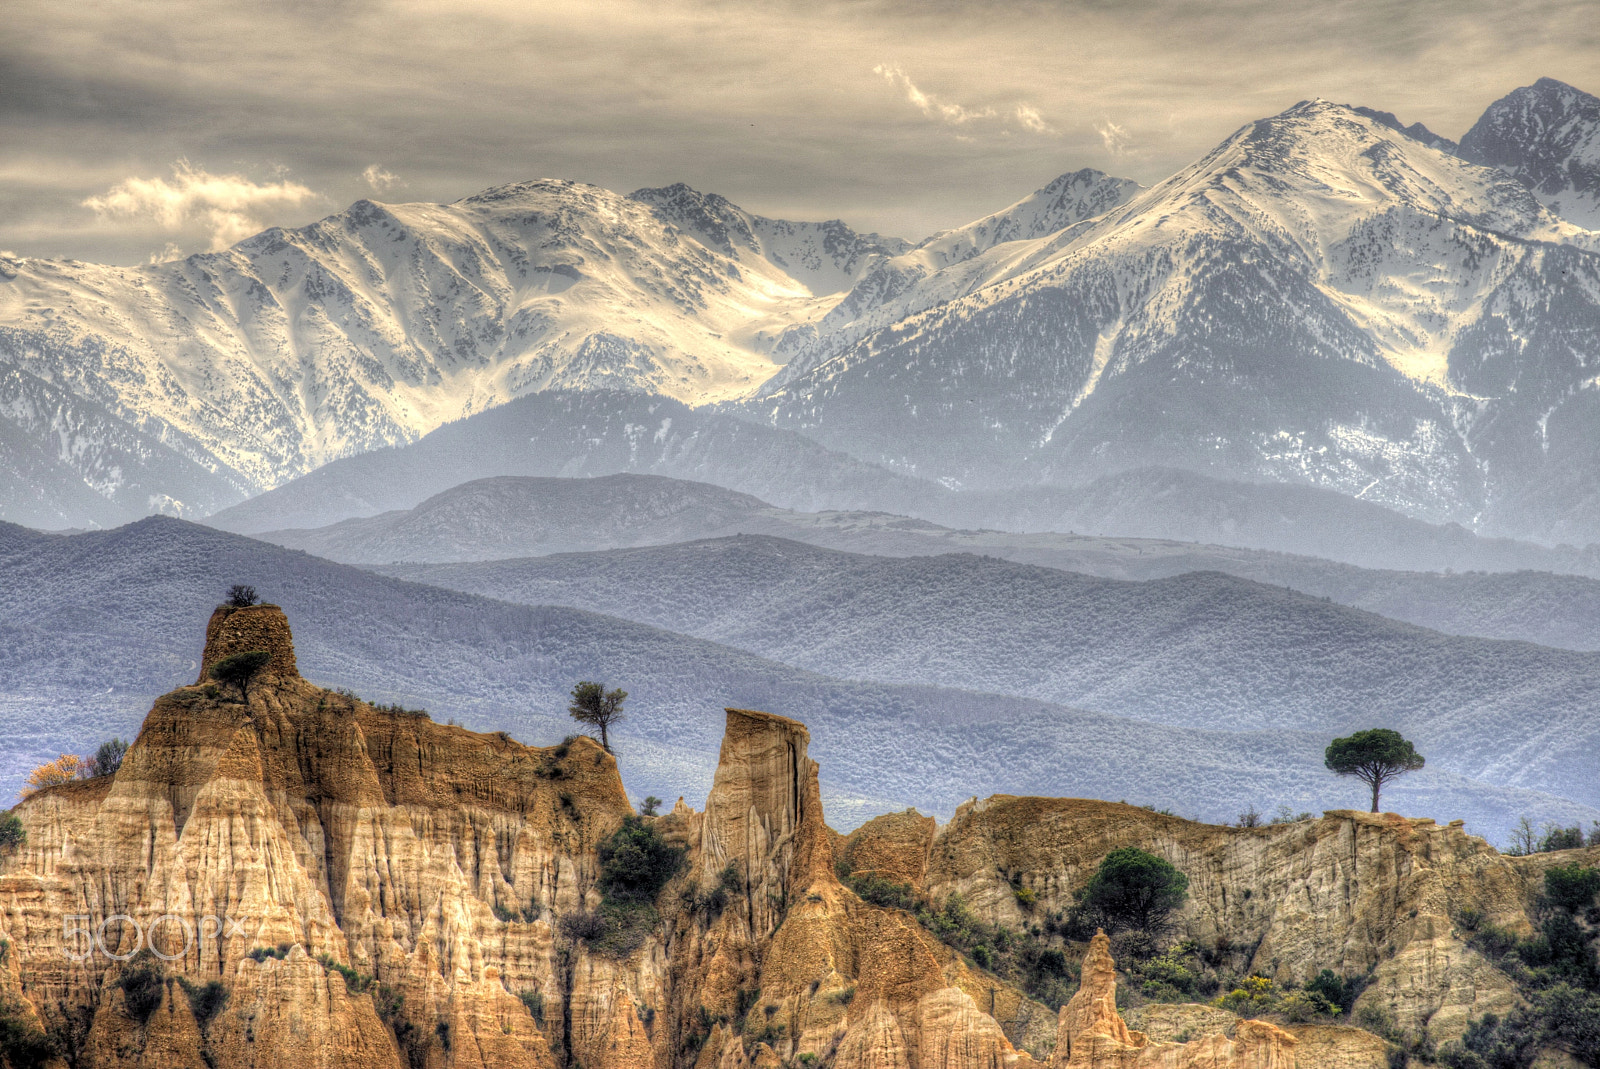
[6, 81, 1600, 547]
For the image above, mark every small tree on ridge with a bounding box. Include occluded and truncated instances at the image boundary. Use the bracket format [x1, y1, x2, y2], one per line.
[1325, 728, 1424, 813]
[87, 738, 129, 778]
[210, 650, 271, 703]
[568, 682, 627, 753]
[20, 755, 85, 799]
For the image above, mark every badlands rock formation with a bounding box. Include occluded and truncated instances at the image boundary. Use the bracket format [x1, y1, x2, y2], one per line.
[0, 604, 1575, 1068]
[847, 795, 1532, 1040]
[1050, 932, 1294, 1068]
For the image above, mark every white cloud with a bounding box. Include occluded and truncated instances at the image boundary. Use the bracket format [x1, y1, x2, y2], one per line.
[873, 65, 1056, 138]
[1014, 104, 1052, 134]
[82, 160, 321, 251]
[147, 241, 185, 264]
[874, 64, 995, 126]
[362, 164, 405, 192]
[1095, 120, 1131, 157]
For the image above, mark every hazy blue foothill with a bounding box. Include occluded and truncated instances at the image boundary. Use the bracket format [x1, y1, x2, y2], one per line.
[2, 516, 1598, 843]
[376, 532, 1600, 811]
[261, 470, 1600, 653]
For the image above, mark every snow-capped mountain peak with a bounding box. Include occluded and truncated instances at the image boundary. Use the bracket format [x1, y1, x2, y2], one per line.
[1459, 77, 1600, 229]
[628, 182, 910, 297]
[912, 167, 1144, 268]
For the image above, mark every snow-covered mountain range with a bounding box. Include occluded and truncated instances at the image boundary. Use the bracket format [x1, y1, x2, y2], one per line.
[3, 78, 1600, 543]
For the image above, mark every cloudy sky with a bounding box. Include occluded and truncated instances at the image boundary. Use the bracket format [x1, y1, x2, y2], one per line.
[4, 0, 1596, 265]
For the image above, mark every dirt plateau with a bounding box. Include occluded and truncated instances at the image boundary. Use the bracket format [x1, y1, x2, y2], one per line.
[0, 605, 1578, 1068]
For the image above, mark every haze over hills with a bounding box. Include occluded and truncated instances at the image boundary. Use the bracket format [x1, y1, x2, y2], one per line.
[3, 80, 1600, 550]
[375, 533, 1600, 813]
[209, 398, 1600, 578]
[10, 514, 1580, 842]
[251, 471, 1600, 650]
[1, 516, 1596, 844]
[203, 391, 949, 534]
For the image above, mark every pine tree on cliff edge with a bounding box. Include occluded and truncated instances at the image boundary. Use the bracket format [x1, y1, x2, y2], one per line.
[568, 681, 627, 753]
[1325, 728, 1424, 813]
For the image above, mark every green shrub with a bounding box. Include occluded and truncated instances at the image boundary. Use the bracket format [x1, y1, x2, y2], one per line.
[598, 817, 685, 903]
[1214, 975, 1276, 1016]
[1279, 989, 1338, 1022]
[589, 902, 660, 957]
[246, 943, 292, 963]
[491, 900, 540, 924]
[0, 996, 57, 1069]
[1304, 969, 1367, 1015]
[0, 813, 23, 853]
[317, 953, 374, 994]
[1546, 863, 1600, 914]
[559, 910, 606, 942]
[914, 893, 1077, 1009]
[210, 650, 271, 700]
[90, 738, 129, 778]
[519, 990, 545, 1024]
[1136, 943, 1199, 1000]
[178, 978, 230, 1026]
[1541, 825, 1587, 852]
[374, 984, 411, 1045]
[1531, 982, 1600, 1063]
[845, 872, 915, 912]
[699, 863, 744, 917]
[119, 952, 165, 1024]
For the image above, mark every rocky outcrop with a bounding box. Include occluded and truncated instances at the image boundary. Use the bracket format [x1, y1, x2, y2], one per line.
[1, 605, 632, 1069]
[847, 795, 1530, 1041]
[0, 605, 1573, 1069]
[1051, 932, 1295, 1068]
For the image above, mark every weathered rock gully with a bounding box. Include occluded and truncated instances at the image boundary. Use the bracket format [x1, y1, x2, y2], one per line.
[0, 606, 1575, 1067]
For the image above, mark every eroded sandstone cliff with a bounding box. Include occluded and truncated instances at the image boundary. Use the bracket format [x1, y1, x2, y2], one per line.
[0, 605, 1576, 1069]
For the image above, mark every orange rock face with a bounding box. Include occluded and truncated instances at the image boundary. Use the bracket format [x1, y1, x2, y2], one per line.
[1052, 933, 1296, 1069]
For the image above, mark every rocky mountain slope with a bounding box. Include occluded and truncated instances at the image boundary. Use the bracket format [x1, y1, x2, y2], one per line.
[0, 181, 901, 525]
[1462, 77, 1600, 229]
[755, 95, 1600, 545]
[0, 606, 1587, 1066]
